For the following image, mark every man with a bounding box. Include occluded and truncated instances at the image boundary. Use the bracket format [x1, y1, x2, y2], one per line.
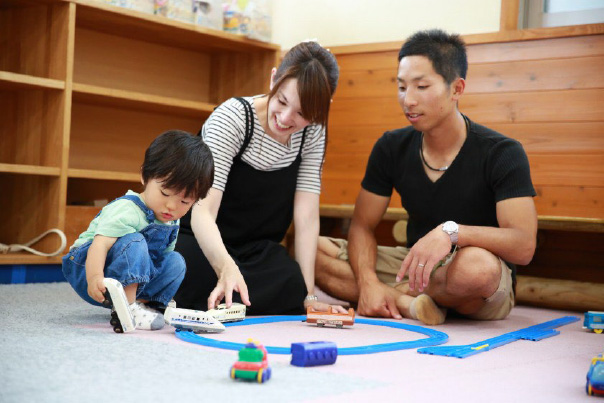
[315, 29, 537, 325]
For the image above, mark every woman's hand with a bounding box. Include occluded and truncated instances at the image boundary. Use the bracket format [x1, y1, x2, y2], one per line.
[207, 264, 250, 309]
[304, 299, 348, 314]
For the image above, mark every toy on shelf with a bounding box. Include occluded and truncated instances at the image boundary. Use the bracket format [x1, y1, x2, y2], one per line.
[584, 311, 604, 334]
[291, 341, 337, 367]
[230, 339, 272, 383]
[164, 306, 225, 333]
[418, 316, 579, 358]
[102, 278, 136, 333]
[587, 353, 604, 396]
[193, 0, 222, 30]
[206, 302, 246, 323]
[306, 306, 355, 328]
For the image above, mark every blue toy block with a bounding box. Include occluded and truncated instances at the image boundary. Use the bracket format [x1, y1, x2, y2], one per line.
[291, 341, 337, 367]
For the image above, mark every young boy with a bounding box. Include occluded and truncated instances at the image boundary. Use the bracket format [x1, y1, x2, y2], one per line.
[62, 130, 214, 331]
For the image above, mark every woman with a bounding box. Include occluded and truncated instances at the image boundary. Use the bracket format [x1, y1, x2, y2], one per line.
[174, 41, 345, 315]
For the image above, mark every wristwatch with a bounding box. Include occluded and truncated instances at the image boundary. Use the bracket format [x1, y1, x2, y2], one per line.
[442, 221, 459, 245]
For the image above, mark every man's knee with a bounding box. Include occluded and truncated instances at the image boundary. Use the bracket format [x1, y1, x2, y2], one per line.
[317, 236, 341, 258]
[445, 247, 501, 299]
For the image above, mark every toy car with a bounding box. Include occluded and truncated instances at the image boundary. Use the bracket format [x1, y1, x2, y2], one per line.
[306, 306, 355, 328]
[583, 311, 604, 334]
[230, 340, 272, 383]
[586, 353, 604, 396]
[206, 302, 246, 322]
[291, 341, 337, 367]
[164, 306, 225, 333]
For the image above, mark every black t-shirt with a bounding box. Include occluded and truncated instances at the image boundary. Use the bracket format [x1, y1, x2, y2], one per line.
[362, 118, 536, 250]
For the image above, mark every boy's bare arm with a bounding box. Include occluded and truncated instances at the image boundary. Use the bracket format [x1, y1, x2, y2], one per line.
[85, 235, 118, 303]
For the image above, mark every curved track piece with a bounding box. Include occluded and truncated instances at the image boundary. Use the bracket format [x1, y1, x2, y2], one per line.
[175, 315, 448, 355]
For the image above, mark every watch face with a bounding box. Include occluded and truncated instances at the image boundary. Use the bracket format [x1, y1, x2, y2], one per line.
[443, 221, 457, 233]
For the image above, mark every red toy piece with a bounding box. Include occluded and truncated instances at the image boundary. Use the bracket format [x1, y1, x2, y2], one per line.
[230, 339, 272, 383]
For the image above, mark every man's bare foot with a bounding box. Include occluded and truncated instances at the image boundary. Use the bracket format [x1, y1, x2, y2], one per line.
[409, 294, 446, 325]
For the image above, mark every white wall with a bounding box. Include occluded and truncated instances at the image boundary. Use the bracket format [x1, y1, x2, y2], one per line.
[271, 0, 502, 49]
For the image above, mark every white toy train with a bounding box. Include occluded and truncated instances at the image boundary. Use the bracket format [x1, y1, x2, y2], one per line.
[164, 307, 226, 333]
[207, 303, 247, 323]
[163, 302, 246, 333]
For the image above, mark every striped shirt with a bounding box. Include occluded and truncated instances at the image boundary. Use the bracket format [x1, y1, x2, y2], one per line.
[201, 96, 325, 194]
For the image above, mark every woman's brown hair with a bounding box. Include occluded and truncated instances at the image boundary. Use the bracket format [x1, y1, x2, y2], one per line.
[268, 41, 339, 130]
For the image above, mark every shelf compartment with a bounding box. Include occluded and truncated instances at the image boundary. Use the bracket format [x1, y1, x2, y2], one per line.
[64, 205, 103, 253]
[0, 174, 63, 262]
[0, 163, 61, 176]
[67, 177, 140, 208]
[69, 101, 202, 173]
[0, 1, 70, 80]
[0, 71, 65, 91]
[74, 24, 215, 103]
[0, 87, 66, 167]
[72, 83, 215, 118]
[74, 0, 279, 53]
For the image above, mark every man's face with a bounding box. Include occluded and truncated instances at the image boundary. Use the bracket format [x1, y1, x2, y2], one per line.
[396, 55, 458, 132]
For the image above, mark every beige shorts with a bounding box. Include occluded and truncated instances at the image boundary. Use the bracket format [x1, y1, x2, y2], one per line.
[326, 237, 515, 321]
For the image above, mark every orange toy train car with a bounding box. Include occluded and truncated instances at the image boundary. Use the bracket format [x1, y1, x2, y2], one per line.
[306, 306, 355, 328]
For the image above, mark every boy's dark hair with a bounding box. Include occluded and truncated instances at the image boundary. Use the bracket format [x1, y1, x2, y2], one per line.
[141, 130, 214, 201]
[398, 29, 468, 85]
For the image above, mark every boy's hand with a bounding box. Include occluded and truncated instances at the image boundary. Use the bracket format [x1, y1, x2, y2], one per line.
[87, 274, 106, 303]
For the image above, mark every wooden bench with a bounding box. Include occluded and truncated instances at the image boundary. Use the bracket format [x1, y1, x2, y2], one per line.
[317, 26, 604, 312]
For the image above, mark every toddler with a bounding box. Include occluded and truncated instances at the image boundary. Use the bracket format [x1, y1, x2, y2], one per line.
[63, 130, 214, 330]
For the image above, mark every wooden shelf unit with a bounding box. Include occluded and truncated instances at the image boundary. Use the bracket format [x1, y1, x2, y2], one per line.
[0, 0, 279, 264]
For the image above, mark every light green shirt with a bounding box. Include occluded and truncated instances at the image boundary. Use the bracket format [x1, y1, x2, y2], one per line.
[71, 190, 179, 253]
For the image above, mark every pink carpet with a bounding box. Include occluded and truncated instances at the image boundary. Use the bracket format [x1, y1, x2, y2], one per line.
[207, 307, 601, 402]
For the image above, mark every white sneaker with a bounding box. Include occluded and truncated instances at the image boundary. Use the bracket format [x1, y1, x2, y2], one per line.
[103, 278, 135, 333]
[130, 301, 165, 330]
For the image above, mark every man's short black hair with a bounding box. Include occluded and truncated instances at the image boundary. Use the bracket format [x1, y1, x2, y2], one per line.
[398, 29, 468, 85]
[141, 130, 214, 201]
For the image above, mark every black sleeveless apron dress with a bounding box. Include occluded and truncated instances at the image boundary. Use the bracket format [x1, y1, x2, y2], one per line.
[174, 98, 308, 315]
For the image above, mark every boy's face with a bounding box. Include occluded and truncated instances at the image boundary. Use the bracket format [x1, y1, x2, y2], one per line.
[396, 55, 462, 133]
[140, 177, 195, 223]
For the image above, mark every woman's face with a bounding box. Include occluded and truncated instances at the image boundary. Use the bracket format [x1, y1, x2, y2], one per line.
[266, 78, 311, 140]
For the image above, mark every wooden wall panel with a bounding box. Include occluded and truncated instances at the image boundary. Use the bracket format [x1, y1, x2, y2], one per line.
[529, 154, 604, 187]
[466, 56, 604, 94]
[533, 185, 603, 217]
[332, 35, 604, 74]
[459, 89, 604, 123]
[334, 56, 604, 99]
[466, 35, 604, 64]
[487, 122, 604, 154]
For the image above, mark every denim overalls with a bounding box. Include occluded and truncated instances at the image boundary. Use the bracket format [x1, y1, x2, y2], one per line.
[62, 195, 186, 307]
